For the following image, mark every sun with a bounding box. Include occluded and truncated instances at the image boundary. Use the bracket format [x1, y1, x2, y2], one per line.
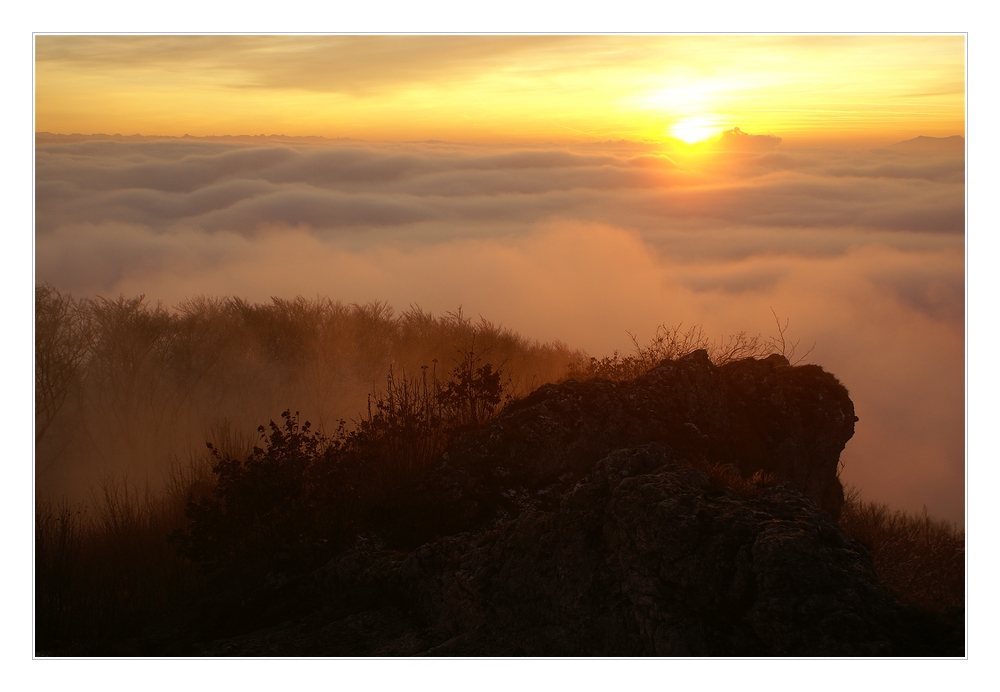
[669, 116, 720, 144]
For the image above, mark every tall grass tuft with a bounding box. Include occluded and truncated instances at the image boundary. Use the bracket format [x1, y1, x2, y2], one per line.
[35, 470, 205, 654]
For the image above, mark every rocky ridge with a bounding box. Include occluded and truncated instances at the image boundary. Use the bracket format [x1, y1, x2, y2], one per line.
[193, 351, 962, 656]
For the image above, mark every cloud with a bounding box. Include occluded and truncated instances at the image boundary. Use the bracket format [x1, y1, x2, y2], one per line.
[34, 136, 966, 524]
[36, 138, 965, 241]
[35, 35, 574, 97]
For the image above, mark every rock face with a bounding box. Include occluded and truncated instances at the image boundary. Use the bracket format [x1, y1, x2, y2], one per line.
[451, 350, 857, 519]
[196, 354, 961, 656]
[380, 349, 857, 548]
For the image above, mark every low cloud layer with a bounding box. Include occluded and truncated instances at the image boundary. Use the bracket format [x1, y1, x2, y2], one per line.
[35, 135, 965, 524]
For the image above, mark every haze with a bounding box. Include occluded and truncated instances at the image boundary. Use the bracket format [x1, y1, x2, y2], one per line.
[34, 35, 965, 525]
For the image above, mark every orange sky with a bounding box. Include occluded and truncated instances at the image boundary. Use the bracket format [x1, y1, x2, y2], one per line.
[35, 35, 965, 144]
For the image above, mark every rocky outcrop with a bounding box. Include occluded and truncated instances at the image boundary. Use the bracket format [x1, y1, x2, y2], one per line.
[391, 350, 856, 546]
[474, 351, 858, 519]
[194, 354, 961, 656]
[202, 445, 960, 656]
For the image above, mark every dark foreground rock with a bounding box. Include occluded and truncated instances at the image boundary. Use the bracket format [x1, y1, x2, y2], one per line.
[200, 445, 961, 656]
[188, 354, 961, 656]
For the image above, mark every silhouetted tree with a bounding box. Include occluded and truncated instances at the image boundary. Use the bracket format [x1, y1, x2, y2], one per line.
[35, 285, 92, 445]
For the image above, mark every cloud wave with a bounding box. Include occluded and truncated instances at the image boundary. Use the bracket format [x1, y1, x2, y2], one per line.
[35, 135, 966, 523]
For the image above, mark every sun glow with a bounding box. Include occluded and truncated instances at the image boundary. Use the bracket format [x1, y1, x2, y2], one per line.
[34, 36, 965, 143]
[669, 117, 720, 144]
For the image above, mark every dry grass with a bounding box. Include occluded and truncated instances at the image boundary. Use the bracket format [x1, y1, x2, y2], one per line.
[36, 291, 960, 650]
[839, 485, 965, 613]
[569, 313, 814, 382]
[693, 458, 780, 497]
[35, 465, 208, 654]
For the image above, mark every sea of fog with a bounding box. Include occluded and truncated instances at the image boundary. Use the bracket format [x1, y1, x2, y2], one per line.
[35, 133, 965, 524]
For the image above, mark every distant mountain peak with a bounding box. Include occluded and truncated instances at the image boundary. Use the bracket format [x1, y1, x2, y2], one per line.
[889, 135, 965, 152]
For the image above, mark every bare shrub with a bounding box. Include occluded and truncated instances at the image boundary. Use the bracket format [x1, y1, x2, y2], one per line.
[569, 311, 814, 382]
[174, 339, 514, 585]
[35, 285, 92, 448]
[839, 485, 964, 613]
[764, 309, 815, 366]
[37, 292, 583, 504]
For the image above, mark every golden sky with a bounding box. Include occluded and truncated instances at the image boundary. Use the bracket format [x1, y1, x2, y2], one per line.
[36, 34, 965, 145]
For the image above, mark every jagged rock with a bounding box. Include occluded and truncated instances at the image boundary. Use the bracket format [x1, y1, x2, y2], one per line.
[369, 352, 858, 550]
[202, 445, 960, 656]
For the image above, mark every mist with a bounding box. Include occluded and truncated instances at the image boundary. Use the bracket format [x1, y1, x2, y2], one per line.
[35, 133, 965, 525]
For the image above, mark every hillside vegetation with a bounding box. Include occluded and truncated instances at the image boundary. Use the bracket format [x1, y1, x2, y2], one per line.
[34, 287, 964, 655]
[35, 284, 581, 502]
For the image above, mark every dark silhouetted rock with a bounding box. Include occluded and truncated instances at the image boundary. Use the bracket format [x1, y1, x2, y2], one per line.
[192, 355, 960, 656]
[426, 350, 856, 529]
[201, 445, 960, 656]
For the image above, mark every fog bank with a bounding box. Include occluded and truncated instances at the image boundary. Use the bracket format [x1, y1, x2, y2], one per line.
[35, 135, 965, 524]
